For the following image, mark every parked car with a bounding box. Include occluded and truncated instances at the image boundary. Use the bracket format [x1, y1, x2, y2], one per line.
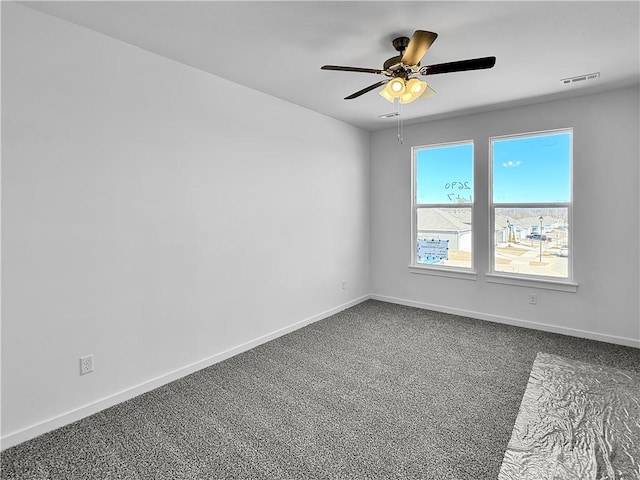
[526, 233, 552, 241]
[559, 245, 569, 257]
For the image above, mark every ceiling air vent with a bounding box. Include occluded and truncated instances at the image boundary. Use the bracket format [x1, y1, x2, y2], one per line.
[561, 72, 600, 85]
[378, 112, 399, 118]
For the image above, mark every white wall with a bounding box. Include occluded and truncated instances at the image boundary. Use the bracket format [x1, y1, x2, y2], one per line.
[1, 3, 370, 446]
[371, 86, 640, 346]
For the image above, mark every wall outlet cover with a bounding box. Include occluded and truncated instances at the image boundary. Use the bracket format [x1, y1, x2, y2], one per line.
[79, 355, 94, 375]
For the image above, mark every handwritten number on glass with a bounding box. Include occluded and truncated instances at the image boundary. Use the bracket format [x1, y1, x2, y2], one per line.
[444, 181, 471, 203]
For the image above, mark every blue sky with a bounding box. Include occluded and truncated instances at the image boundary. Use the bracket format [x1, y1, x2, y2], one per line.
[415, 132, 571, 205]
[492, 132, 571, 203]
[416, 142, 473, 204]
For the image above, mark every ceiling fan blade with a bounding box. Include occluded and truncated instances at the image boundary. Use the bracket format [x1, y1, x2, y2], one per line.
[345, 80, 389, 100]
[321, 65, 384, 74]
[401, 30, 438, 66]
[420, 56, 496, 75]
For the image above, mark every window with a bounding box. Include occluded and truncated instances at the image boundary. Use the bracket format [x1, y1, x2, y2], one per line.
[411, 141, 474, 271]
[489, 129, 572, 280]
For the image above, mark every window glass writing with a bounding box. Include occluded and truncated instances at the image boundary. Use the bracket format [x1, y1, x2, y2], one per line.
[416, 143, 473, 204]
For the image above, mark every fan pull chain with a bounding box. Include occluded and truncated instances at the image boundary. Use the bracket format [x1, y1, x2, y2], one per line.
[397, 100, 404, 145]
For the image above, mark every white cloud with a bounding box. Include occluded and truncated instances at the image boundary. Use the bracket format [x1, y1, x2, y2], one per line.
[502, 160, 521, 168]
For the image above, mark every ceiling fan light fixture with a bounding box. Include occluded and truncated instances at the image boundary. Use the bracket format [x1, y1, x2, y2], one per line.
[400, 78, 428, 104]
[390, 78, 405, 93]
[380, 77, 406, 102]
[399, 91, 415, 104]
[407, 78, 427, 95]
[387, 77, 406, 96]
[399, 79, 426, 104]
[379, 87, 395, 103]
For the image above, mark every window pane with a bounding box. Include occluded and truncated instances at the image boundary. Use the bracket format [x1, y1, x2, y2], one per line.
[417, 207, 472, 268]
[416, 142, 473, 204]
[492, 132, 571, 204]
[493, 207, 569, 278]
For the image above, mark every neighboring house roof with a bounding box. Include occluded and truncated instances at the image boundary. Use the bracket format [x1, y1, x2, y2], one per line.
[448, 208, 472, 225]
[417, 209, 472, 233]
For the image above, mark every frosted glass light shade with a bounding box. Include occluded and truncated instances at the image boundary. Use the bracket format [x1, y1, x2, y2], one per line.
[380, 78, 406, 102]
[400, 78, 428, 104]
[379, 87, 395, 103]
[388, 78, 406, 96]
[408, 78, 427, 95]
[379, 78, 406, 102]
[387, 78, 405, 97]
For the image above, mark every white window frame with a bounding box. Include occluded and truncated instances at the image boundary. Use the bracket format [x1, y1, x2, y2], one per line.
[487, 128, 577, 292]
[409, 140, 477, 280]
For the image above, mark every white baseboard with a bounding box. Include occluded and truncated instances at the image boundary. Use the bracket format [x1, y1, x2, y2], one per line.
[3, 293, 636, 450]
[0, 295, 371, 450]
[370, 294, 640, 349]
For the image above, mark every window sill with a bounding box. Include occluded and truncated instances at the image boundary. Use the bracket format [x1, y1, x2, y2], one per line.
[409, 265, 478, 281]
[485, 273, 578, 292]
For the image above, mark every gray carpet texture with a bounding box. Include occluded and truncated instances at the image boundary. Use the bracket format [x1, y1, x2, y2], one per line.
[2, 300, 639, 480]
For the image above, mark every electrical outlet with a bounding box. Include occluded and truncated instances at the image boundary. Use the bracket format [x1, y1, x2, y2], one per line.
[79, 354, 94, 375]
[529, 294, 538, 305]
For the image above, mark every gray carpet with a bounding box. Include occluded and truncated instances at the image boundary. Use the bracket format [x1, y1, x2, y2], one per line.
[2, 300, 639, 479]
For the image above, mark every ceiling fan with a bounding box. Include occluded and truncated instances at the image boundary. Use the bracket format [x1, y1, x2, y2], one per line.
[321, 30, 496, 104]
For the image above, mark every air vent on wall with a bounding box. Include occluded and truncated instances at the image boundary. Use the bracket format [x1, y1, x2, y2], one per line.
[561, 72, 600, 85]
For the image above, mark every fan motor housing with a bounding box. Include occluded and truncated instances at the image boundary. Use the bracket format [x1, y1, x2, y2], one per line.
[383, 55, 403, 71]
[385, 37, 416, 73]
[392, 36, 410, 52]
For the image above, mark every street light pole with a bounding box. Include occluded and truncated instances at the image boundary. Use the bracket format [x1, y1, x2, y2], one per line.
[539, 215, 543, 263]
